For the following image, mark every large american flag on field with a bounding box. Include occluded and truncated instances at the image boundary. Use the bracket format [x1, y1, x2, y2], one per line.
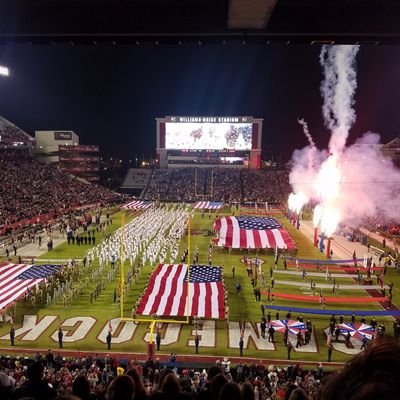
[0, 263, 62, 310]
[122, 200, 152, 210]
[136, 264, 225, 319]
[193, 201, 223, 210]
[213, 216, 295, 249]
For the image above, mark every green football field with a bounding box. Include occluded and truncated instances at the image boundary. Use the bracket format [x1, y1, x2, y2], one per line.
[1, 208, 399, 363]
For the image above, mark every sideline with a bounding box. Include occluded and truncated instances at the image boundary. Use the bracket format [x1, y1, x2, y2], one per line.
[0, 346, 346, 368]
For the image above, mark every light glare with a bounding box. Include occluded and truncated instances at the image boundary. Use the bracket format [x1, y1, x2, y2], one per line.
[0, 65, 9, 76]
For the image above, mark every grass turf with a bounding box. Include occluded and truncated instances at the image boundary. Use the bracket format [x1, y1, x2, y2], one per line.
[1, 208, 399, 363]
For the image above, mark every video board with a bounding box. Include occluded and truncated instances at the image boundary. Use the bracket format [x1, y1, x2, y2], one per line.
[165, 122, 253, 150]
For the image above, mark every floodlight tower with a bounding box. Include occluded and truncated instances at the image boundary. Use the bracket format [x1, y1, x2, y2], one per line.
[0, 65, 9, 77]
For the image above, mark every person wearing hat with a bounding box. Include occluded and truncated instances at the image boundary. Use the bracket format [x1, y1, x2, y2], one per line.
[116, 364, 124, 376]
[58, 327, 63, 349]
[222, 357, 231, 373]
[156, 331, 161, 351]
[106, 331, 112, 350]
[10, 324, 15, 346]
[239, 337, 244, 357]
[195, 333, 200, 354]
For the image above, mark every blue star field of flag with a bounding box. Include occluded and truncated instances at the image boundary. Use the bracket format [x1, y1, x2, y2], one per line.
[237, 216, 282, 230]
[184, 265, 222, 283]
[209, 202, 223, 207]
[16, 264, 62, 280]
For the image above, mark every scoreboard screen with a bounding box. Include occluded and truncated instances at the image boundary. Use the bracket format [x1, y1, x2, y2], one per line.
[165, 122, 253, 150]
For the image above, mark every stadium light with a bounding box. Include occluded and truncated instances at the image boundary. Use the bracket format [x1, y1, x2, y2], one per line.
[0, 65, 9, 77]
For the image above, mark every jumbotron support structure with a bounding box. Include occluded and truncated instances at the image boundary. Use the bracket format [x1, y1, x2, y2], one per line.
[156, 116, 263, 169]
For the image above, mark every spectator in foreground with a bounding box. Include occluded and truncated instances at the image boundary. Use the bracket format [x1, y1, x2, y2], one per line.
[210, 374, 229, 400]
[197, 365, 223, 400]
[126, 368, 148, 400]
[219, 382, 242, 400]
[241, 382, 255, 400]
[107, 374, 135, 400]
[72, 375, 96, 400]
[288, 387, 308, 400]
[0, 371, 13, 400]
[318, 338, 400, 400]
[159, 372, 191, 400]
[12, 361, 57, 399]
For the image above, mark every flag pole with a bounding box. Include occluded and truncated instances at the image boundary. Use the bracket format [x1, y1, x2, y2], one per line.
[149, 320, 156, 344]
[120, 210, 125, 319]
[195, 169, 197, 196]
[211, 169, 214, 198]
[186, 214, 191, 323]
[147, 319, 157, 360]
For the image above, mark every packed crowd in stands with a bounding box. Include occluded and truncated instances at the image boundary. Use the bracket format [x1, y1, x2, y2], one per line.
[362, 216, 400, 244]
[0, 149, 124, 232]
[0, 354, 323, 400]
[0, 124, 32, 145]
[0, 338, 399, 399]
[145, 168, 290, 204]
[167, 168, 198, 202]
[241, 171, 282, 203]
[146, 170, 171, 201]
[275, 171, 291, 201]
[213, 169, 242, 203]
[361, 182, 400, 239]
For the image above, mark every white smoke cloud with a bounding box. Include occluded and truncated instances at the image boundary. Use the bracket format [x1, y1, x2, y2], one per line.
[297, 118, 316, 149]
[339, 133, 400, 222]
[289, 146, 326, 200]
[320, 45, 360, 154]
[289, 45, 400, 235]
[297, 118, 317, 171]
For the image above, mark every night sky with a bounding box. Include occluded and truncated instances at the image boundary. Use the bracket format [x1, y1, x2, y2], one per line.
[0, 44, 400, 160]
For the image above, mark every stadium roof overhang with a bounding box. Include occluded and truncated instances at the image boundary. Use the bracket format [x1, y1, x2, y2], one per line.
[384, 136, 400, 147]
[0, 0, 400, 45]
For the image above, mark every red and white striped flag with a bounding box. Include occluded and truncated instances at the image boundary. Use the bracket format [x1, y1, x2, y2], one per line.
[193, 201, 223, 210]
[0, 263, 61, 310]
[122, 200, 152, 210]
[213, 216, 295, 250]
[136, 264, 225, 319]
